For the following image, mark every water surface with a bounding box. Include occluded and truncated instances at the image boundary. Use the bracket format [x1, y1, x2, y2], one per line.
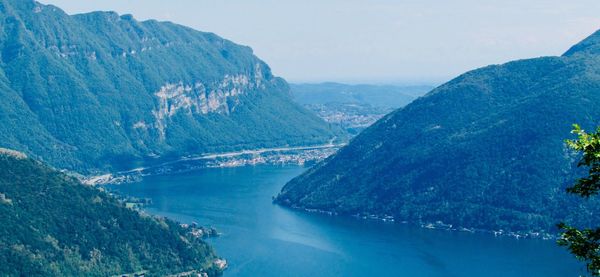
[109, 165, 584, 276]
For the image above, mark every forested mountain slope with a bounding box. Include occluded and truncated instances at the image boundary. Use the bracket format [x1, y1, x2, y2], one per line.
[0, 0, 340, 173]
[276, 30, 600, 235]
[0, 151, 222, 276]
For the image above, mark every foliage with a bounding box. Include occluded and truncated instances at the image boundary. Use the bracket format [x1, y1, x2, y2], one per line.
[558, 125, 600, 276]
[0, 154, 221, 276]
[276, 30, 600, 236]
[565, 125, 600, 197]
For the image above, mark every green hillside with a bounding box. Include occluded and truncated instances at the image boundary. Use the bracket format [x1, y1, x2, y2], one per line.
[0, 151, 222, 276]
[0, 0, 340, 173]
[276, 30, 600, 236]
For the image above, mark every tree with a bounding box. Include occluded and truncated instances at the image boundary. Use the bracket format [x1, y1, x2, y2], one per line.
[558, 124, 600, 276]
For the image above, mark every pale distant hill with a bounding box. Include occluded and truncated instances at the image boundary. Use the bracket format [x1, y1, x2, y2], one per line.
[290, 83, 434, 134]
[290, 82, 434, 109]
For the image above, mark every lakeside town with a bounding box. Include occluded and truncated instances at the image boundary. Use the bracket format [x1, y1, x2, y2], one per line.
[83, 145, 343, 185]
[304, 103, 391, 134]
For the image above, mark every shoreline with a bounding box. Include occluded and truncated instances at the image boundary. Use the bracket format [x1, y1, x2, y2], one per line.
[86, 143, 559, 240]
[277, 203, 558, 240]
[82, 143, 345, 185]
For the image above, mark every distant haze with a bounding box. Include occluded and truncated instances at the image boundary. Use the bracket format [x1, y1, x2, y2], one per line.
[40, 0, 600, 84]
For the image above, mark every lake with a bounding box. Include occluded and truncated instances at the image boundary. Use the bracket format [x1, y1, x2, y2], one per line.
[108, 165, 584, 276]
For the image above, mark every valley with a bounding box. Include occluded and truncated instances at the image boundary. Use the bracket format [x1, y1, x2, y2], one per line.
[291, 83, 433, 134]
[1, 0, 598, 275]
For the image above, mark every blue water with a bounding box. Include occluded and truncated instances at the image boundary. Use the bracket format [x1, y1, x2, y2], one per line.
[109, 165, 584, 276]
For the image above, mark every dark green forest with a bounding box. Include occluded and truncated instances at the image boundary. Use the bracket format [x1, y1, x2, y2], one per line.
[0, 153, 221, 276]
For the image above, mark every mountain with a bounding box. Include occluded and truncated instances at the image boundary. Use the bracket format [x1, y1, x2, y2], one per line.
[276, 30, 600, 235]
[0, 150, 222, 276]
[290, 82, 433, 109]
[0, 0, 341, 173]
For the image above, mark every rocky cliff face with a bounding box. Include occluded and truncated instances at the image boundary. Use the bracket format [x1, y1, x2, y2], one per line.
[0, 0, 342, 172]
[152, 70, 264, 139]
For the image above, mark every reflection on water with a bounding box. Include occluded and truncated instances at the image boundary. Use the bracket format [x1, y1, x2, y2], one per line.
[109, 165, 584, 277]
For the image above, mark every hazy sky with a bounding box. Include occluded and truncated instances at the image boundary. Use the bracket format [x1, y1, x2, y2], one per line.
[40, 0, 600, 84]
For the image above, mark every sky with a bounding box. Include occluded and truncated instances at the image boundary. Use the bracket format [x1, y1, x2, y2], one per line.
[40, 0, 600, 84]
